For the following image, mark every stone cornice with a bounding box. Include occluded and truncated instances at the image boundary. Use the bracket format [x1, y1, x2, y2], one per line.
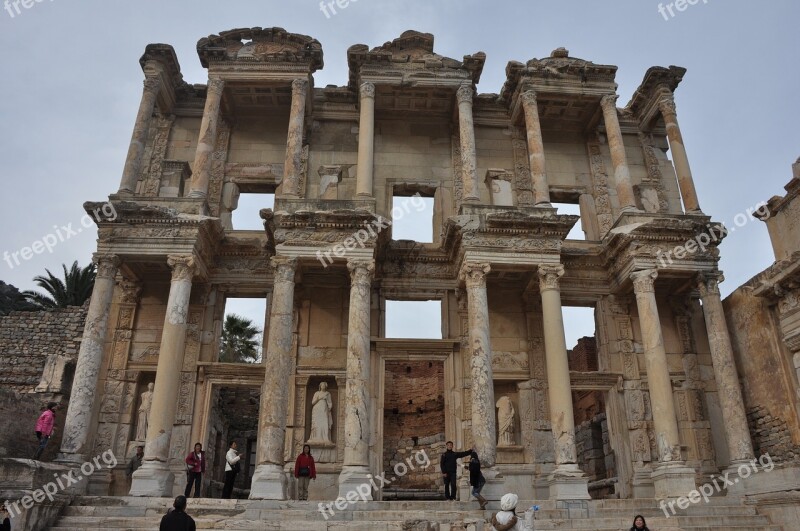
[197, 27, 323, 71]
[626, 65, 686, 128]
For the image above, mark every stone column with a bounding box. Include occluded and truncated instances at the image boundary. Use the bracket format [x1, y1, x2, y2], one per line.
[130, 255, 195, 496]
[658, 91, 702, 214]
[187, 78, 225, 198]
[697, 273, 755, 465]
[630, 269, 696, 498]
[520, 90, 551, 206]
[57, 254, 120, 465]
[338, 259, 375, 498]
[250, 257, 297, 500]
[356, 82, 376, 198]
[538, 265, 589, 499]
[281, 78, 309, 199]
[119, 77, 161, 195]
[460, 262, 496, 467]
[600, 95, 637, 212]
[456, 83, 480, 203]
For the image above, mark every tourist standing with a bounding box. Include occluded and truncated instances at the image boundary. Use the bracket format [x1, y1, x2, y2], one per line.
[466, 450, 488, 509]
[126, 445, 144, 483]
[33, 402, 58, 460]
[159, 495, 196, 531]
[440, 441, 471, 501]
[184, 443, 205, 498]
[222, 441, 241, 499]
[1, 506, 11, 531]
[293, 444, 316, 501]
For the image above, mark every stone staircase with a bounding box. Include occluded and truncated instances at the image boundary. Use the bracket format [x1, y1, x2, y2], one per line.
[48, 496, 783, 530]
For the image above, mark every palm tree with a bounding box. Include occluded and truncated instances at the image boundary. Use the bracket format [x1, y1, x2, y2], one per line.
[24, 260, 96, 309]
[0, 281, 40, 315]
[219, 314, 262, 363]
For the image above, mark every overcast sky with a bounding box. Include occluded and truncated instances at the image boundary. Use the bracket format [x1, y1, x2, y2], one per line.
[1, 0, 797, 346]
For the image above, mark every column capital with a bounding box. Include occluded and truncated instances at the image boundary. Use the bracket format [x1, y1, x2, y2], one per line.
[207, 78, 225, 95]
[456, 83, 475, 105]
[459, 262, 491, 287]
[520, 89, 538, 108]
[600, 94, 619, 112]
[696, 271, 724, 297]
[359, 81, 375, 100]
[538, 264, 565, 292]
[271, 256, 298, 282]
[291, 78, 309, 96]
[631, 269, 658, 293]
[657, 89, 677, 116]
[92, 253, 121, 279]
[143, 76, 162, 94]
[167, 255, 196, 281]
[119, 279, 143, 304]
[347, 259, 375, 284]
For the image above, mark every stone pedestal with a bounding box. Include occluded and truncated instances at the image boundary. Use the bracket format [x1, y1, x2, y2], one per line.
[651, 461, 698, 500]
[547, 465, 592, 500]
[250, 463, 288, 500]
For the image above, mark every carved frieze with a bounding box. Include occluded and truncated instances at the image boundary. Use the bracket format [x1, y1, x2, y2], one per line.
[587, 141, 614, 237]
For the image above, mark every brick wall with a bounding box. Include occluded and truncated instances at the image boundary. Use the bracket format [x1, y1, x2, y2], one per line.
[0, 306, 86, 391]
[747, 405, 800, 463]
[568, 336, 598, 372]
[383, 361, 445, 490]
[575, 412, 616, 499]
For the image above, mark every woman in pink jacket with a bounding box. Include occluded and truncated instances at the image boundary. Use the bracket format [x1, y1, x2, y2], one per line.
[33, 402, 58, 460]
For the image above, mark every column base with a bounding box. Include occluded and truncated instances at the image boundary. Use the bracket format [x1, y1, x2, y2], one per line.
[129, 461, 174, 497]
[337, 465, 373, 500]
[632, 465, 656, 499]
[547, 465, 590, 500]
[186, 190, 207, 199]
[249, 463, 288, 500]
[651, 461, 697, 499]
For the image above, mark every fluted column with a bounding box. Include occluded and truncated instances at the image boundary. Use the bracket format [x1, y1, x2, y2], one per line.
[281, 78, 309, 199]
[460, 262, 496, 467]
[250, 257, 297, 500]
[521, 90, 551, 206]
[356, 82, 376, 198]
[187, 78, 225, 198]
[658, 91, 702, 214]
[57, 254, 120, 465]
[600, 95, 637, 212]
[119, 77, 162, 195]
[457, 83, 480, 203]
[631, 269, 696, 497]
[697, 273, 755, 465]
[338, 259, 375, 498]
[130, 255, 195, 496]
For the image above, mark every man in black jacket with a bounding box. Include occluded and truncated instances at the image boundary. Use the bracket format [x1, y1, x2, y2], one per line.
[440, 441, 471, 500]
[159, 495, 196, 531]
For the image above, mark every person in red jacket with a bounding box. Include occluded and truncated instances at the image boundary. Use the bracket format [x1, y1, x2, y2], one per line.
[184, 443, 206, 498]
[33, 402, 58, 460]
[293, 444, 316, 500]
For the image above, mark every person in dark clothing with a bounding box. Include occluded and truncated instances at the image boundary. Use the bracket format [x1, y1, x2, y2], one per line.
[1, 506, 11, 531]
[630, 514, 650, 531]
[184, 443, 205, 498]
[440, 441, 471, 500]
[160, 495, 196, 531]
[465, 450, 488, 509]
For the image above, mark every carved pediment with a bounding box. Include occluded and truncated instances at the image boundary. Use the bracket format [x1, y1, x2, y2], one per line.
[197, 27, 323, 71]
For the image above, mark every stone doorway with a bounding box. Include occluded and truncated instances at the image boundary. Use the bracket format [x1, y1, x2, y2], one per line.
[382, 360, 446, 500]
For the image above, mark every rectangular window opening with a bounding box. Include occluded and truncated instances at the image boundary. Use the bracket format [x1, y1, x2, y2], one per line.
[385, 300, 442, 339]
[552, 202, 586, 240]
[219, 297, 266, 364]
[232, 192, 275, 231]
[391, 186, 435, 243]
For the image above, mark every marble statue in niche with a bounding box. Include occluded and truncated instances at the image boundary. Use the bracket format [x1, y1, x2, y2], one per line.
[307, 381, 333, 444]
[496, 395, 516, 447]
[135, 382, 154, 441]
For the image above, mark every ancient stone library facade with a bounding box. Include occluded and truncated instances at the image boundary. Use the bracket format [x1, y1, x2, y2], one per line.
[43, 27, 800, 507]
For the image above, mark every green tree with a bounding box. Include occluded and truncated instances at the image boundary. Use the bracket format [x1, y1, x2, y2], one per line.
[0, 281, 40, 315]
[24, 260, 96, 309]
[219, 314, 262, 363]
